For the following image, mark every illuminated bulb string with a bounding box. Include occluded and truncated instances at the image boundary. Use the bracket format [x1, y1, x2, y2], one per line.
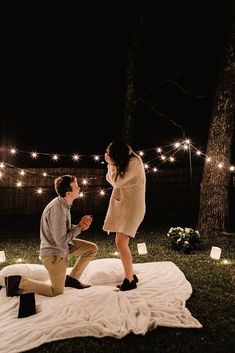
[0, 139, 234, 196]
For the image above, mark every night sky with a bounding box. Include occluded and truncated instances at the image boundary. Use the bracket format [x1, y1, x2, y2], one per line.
[0, 1, 231, 163]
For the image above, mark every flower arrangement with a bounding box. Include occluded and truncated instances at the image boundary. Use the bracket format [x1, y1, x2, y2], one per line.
[167, 227, 201, 254]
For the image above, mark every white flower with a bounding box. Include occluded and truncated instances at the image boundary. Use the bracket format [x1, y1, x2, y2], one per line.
[167, 226, 201, 253]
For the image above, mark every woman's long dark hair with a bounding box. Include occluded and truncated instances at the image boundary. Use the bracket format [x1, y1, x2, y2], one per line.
[107, 140, 139, 178]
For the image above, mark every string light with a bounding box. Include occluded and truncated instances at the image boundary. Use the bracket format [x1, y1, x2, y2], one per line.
[99, 190, 105, 196]
[93, 155, 100, 161]
[36, 188, 43, 195]
[10, 148, 17, 155]
[52, 154, 59, 161]
[19, 169, 25, 176]
[0, 139, 234, 198]
[72, 154, 80, 161]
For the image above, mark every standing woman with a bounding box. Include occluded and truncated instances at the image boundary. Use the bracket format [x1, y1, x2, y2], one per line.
[103, 140, 146, 291]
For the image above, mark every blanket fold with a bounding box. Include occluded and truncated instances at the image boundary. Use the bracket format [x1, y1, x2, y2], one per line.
[0, 261, 202, 353]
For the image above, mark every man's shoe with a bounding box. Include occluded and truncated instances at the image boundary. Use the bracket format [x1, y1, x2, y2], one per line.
[119, 278, 137, 291]
[116, 274, 138, 289]
[5, 275, 22, 297]
[65, 275, 91, 289]
[18, 292, 36, 318]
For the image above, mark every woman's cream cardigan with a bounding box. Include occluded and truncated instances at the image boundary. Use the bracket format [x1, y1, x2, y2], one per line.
[103, 156, 146, 238]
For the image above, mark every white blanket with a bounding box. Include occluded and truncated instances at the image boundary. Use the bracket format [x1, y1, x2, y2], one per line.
[0, 261, 202, 353]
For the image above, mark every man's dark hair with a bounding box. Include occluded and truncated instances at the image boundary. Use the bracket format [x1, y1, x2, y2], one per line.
[54, 175, 77, 197]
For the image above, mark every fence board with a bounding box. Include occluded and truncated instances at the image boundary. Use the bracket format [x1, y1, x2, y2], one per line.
[0, 167, 203, 221]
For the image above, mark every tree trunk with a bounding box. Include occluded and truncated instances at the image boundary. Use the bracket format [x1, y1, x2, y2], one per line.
[122, 51, 136, 144]
[122, 1, 142, 145]
[198, 12, 235, 235]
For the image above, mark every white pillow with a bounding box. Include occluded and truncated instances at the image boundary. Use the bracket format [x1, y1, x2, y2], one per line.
[79, 258, 132, 285]
[0, 264, 49, 287]
[0, 259, 139, 287]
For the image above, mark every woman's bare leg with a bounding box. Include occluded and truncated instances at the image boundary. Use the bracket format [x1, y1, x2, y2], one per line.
[115, 232, 134, 281]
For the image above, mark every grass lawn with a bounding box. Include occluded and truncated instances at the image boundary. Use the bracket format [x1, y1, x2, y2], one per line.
[0, 215, 235, 353]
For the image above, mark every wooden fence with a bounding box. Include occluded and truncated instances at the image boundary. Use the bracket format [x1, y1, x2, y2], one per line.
[0, 167, 204, 223]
